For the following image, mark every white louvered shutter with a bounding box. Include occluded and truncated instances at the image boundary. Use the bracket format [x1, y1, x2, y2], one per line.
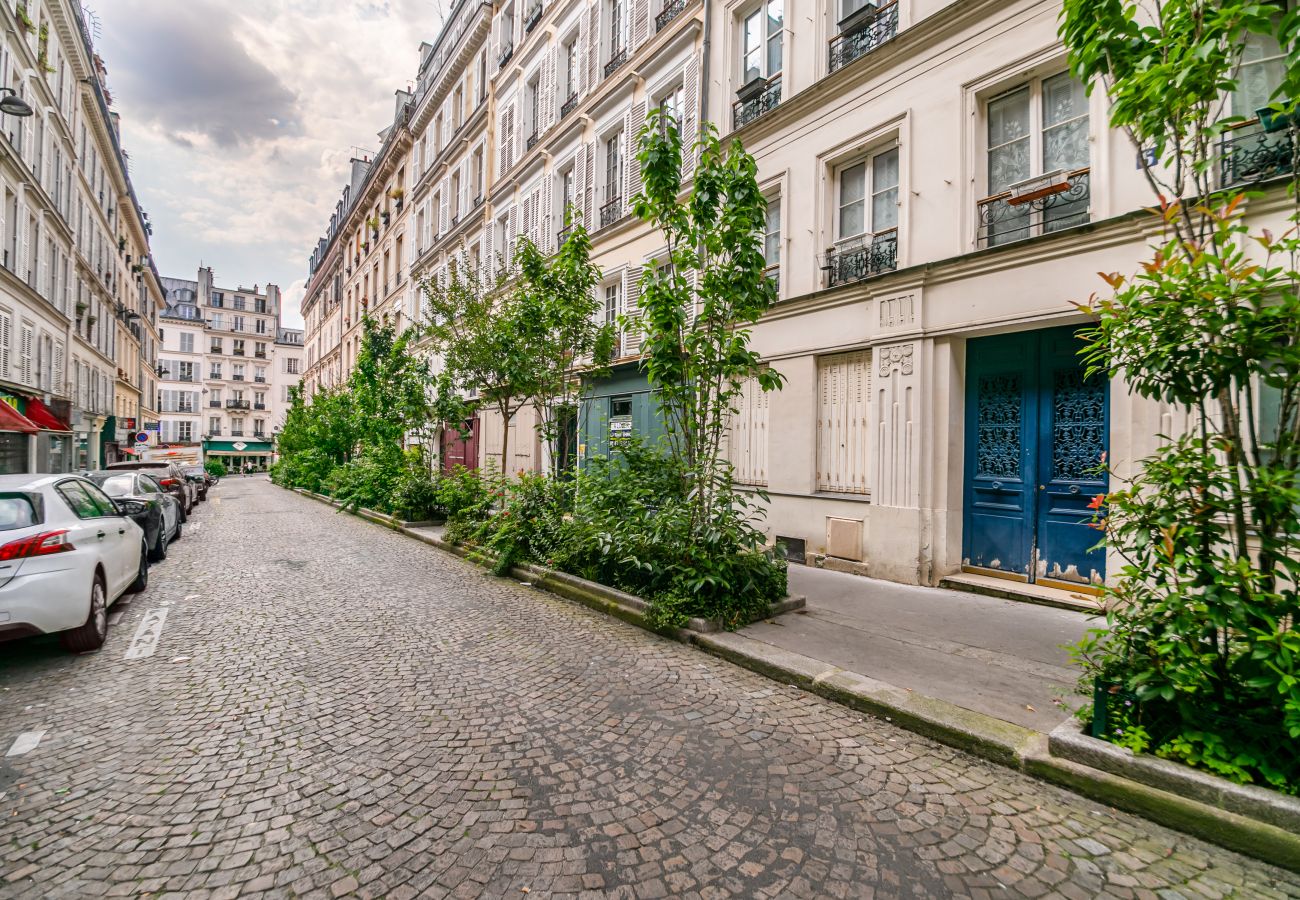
[816, 351, 872, 494]
[682, 55, 700, 178]
[0, 310, 10, 380]
[574, 144, 588, 229]
[52, 339, 63, 394]
[438, 180, 449, 234]
[586, 4, 600, 89]
[17, 203, 27, 281]
[623, 264, 641, 355]
[627, 100, 646, 202]
[19, 323, 33, 385]
[632, 0, 649, 49]
[542, 177, 553, 250]
[727, 376, 770, 486]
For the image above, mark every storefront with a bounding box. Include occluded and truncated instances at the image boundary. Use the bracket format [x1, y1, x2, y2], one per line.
[0, 401, 39, 474]
[0, 393, 74, 474]
[204, 438, 274, 473]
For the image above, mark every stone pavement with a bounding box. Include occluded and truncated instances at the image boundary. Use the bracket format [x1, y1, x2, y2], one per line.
[0, 477, 1296, 899]
[744, 568, 1092, 732]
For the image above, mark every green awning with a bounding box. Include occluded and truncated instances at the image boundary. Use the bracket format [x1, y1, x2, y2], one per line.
[204, 439, 274, 453]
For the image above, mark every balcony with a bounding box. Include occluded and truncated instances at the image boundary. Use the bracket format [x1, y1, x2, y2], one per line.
[254, 403, 267, 410]
[226, 399, 250, 410]
[828, 2, 900, 75]
[976, 169, 1091, 248]
[254, 351, 267, 359]
[557, 225, 573, 248]
[209, 373, 223, 381]
[600, 197, 623, 229]
[524, 1, 543, 33]
[209, 400, 221, 408]
[733, 76, 782, 130]
[498, 40, 514, 69]
[823, 230, 899, 287]
[254, 376, 267, 383]
[231, 430, 244, 437]
[656, 0, 687, 31]
[604, 47, 628, 80]
[232, 349, 244, 356]
[253, 432, 266, 439]
[232, 374, 246, 382]
[209, 346, 222, 354]
[560, 93, 579, 119]
[527, 131, 539, 152]
[1219, 127, 1295, 187]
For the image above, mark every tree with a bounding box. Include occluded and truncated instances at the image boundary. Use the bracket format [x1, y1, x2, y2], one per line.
[515, 216, 614, 476]
[631, 108, 784, 539]
[348, 317, 431, 450]
[421, 253, 539, 472]
[1061, 0, 1300, 790]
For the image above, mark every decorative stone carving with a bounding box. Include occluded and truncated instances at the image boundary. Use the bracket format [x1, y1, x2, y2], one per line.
[878, 293, 915, 329]
[877, 343, 914, 376]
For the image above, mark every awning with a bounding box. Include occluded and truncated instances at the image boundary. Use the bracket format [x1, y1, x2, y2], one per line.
[204, 439, 274, 454]
[0, 402, 39, 434]
[24, 398, 72, 433]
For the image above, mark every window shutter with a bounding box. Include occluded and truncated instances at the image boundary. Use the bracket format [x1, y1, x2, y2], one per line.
[16, 203, 27, 279]
[0, 310, 10, 380]
[623, 264, 641, 355]
[542, 178, 553, 249]
[574, 144, 588, 229]
[627, 100, 646, 202]
[20, 323, 33, 385]
[51, 338, 62, 394]
[482, 219, 494, 274]
[682, 55, 700, 178]
[438, 179, 449, 233]
[816, 351, 872, 494]
[632, 0, 649, 49]
[586, 4, 600, 89]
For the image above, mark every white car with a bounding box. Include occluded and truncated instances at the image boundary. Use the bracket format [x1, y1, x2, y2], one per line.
[0, 474, 149, 652]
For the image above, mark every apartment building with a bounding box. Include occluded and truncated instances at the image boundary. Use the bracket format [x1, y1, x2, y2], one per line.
[664, 0, 1289, 592]
[158, 268, 299, 472]
[272, 325, 303, 436]
[0, 0, 163, 473]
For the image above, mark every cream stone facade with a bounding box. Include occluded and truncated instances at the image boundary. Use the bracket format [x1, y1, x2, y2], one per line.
[699, 0, 1289, 589]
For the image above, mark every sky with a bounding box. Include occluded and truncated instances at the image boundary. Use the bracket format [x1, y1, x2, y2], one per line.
[91, 0, 450, 328]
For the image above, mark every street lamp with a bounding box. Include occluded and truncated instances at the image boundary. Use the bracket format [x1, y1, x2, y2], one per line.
[0, 88, 33, 118]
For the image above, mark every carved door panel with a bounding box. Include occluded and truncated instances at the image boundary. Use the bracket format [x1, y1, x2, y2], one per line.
[963, 326, 1107, 587]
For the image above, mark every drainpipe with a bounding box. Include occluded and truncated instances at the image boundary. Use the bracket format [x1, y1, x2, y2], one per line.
[699, 0, 712, 138]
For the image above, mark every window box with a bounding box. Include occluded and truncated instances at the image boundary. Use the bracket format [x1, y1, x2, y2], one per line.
[736, 76, 768, 104]
[837, 1, 880, 34]
[828, 2, 898, 74]
[977, 169, 1091, 248]
[525, 1, 543, 33]
[498, 41, 514, 69]
[1005, 169, 1072, 206]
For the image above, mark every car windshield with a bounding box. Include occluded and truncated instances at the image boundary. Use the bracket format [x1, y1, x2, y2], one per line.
[0, 496, 37, 531]
[97, 475, 138, 498]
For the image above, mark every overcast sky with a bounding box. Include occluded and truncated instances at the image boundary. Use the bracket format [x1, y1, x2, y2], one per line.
[91, 0, 449, 328]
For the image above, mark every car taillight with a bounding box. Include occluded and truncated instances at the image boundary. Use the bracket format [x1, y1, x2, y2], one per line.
[159, 478, 178, 487]
[0, 530, 74, 561]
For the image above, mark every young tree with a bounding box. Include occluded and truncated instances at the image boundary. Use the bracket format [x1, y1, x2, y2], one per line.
[421, 253, 539, 471]
[631, 108, 784, 538]
[1061, 0, 1300, 788]
[348, 317, 432, 450]
[515, 216, 614, 476]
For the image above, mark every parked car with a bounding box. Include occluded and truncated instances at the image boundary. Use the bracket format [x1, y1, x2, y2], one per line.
[105, 461, 194, 519]
[182, 466, 210, 501]
[0, 474, 149, 652]
[83, 471, 182, 562]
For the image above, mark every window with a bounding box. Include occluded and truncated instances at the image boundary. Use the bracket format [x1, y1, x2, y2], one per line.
[609, 0, 626, 53]
[233, 295, 246, 310]
[178, 421, 192, 442]
[741, 1, 783, 85]
[285, 357, 300, 375]
[604, 282, 623, 355]
[764, 196, 781, 289]
[232, 315, 245, 332]
[816, 350, 871, 494]
[211, 339, 223, 354]
[837, 146, 897, 245]
[179, 333, 194, 353]
[980, 73, 1090, 246]
[563, 38, 579, 100]
[209, 416, 221, 434]
[602, 131, 624, 223]
[233, 339, 245, 356]
[56, 480, 107, 519]
[659, 84, 684, 133]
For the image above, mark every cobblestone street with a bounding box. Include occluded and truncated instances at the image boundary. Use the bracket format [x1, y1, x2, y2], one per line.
[0, 478, 1295, 899]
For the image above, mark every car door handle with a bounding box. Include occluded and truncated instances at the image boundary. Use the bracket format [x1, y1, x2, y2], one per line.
[118, 528, 125, 535]
[96, 530, 106, 540]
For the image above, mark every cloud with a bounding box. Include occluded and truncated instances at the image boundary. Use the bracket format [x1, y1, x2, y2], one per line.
[100, 0, 300, 148]
[91, 0, 442, 324]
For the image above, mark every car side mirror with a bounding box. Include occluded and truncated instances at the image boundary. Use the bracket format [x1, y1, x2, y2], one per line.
[115, 499, 148, 517]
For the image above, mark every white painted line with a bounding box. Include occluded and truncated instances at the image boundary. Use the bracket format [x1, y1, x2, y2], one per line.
[6, 730, 45, 757]
[183, 594, 199, 602]
[123, 607, 169, 660]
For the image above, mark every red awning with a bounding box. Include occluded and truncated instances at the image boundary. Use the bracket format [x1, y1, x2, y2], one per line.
[24, 399, 71, 433]
[0, 402, 39, 434]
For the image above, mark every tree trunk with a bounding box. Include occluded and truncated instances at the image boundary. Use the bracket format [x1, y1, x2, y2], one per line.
[500, 405, 511, 476]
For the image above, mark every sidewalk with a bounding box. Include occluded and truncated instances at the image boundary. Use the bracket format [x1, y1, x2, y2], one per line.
[742, 565, 1095, 732]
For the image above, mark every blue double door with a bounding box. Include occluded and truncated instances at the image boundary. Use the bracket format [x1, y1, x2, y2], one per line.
[962, 326, 1108, 590]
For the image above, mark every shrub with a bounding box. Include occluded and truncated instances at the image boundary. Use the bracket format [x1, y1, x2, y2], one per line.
[327, 444, 406, 513]
[471, 473, 574, 576]
[204, 459, 226, 479]
[391, 455, 444, 522]
[438, 465, 495, 542]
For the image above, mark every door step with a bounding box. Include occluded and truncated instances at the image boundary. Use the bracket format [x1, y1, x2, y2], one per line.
[940, 573, 1101, 614]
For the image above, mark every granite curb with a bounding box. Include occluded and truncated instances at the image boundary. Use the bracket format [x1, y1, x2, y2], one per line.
[286, 484, 1300, 874]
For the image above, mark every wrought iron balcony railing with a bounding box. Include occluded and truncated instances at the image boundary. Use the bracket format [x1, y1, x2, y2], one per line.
[823, 230, 898, 287]
[656, 0, 687, 31]
[733, 77, 781, 130]
[557, 225, 573, 248]
[254, 403, 267, 410]
[524, 2, 543, 32]
[209, 400, 221, 408]
[254, 376, 267, 383]
[1219, 127, 1296, 187]
[828, 3, 900, 75]
[498, 40, 514, 69]
[604, 47, 628, 80]
[226, 399, 250, 410]
[231, 430, 244, 437]
[976, 169, 1091, 248]
[527, 131, 539, 151]
[560, 93, 579, 119]
[600, 197, 623, 229]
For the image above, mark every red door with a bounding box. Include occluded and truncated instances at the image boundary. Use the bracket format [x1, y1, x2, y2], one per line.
[440, 418, 479, 474]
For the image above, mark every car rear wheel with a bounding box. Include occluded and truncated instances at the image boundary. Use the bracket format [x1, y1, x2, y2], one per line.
[126, 544, 149, 594]
[150, 523, 169, 562]
[60, 575, 108, 652]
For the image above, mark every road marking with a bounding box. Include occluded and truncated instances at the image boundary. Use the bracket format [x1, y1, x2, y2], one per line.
[5, 730, 45, 757]
[123, 607, 169, 660]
